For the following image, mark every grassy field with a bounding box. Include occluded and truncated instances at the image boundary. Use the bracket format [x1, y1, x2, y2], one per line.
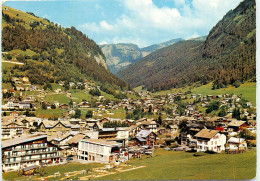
[35, 109, 65, 118]
[96, 149, 256, 180]
[153, 81, 256, 106]
[2, 163, 103, 181]
[191, 82, 256, 106]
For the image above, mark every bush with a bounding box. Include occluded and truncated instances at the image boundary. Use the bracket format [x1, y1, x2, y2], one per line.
[194, 152, 205, 157]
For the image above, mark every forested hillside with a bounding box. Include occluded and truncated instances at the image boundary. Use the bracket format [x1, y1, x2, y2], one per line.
[118, 0, 255, 91]
[2, 6, 129, 90]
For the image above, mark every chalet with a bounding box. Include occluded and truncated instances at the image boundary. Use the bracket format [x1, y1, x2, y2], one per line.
[100, 118, 110, 124]
[66, 133, 90, 155]
[227, 137, 247, 151]
[38, 121, 72, 135]
[19, 102, 31, 109]
[129, 125, 142, 137]
[85, 122, 102, 131]
[10, 111, 19, 117]
[135, 130, 156, 146]
[141, 120, 157, 133]
[2, 121, 26, 139]
[166, 124, 178, 133]
[227, 120, 248, 132]
[47, 132, 74, 147]
[2, 133, 62, 172]
[60, 104, 69, 109]
[98, 128, 118, 140]
[157, 127, 166, 135]
[22, 77, 29, 82]
[195, 129, 226, 153]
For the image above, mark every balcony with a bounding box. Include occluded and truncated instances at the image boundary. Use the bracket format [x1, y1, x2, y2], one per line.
[4, 155, 61, 164]
[6, 150, 58, 158]
[12, 145, 48, 151]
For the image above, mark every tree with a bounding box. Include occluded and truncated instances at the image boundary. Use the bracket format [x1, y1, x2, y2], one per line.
[157, 115, 162, 125]
[239, 128, 256, 140]
[74, 109, 81, 118]
[148, 105, 153, 115]
[206, 101, 220, 114]
[179, 120, 189, 133]
[174, 96, 181, 101]
[33, 122, 38, 128]
[85, 110, 93, 118]
[218, 107, 227, 117]
[232, 108, 241, 120]
[89, 88, 101, 97]
[41, 102, 47, 110]
[69, 99, 73, 108]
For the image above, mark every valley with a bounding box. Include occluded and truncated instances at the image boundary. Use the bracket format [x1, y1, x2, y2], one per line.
[1, 0, 256, 180]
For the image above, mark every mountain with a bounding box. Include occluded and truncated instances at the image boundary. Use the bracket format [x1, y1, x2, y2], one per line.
[2, 6, 129, 89]
[100, 43, 143, 74]
[100, 38, 183, 74]
[118, 0, 256, 91]
[140, 38, 183, 53]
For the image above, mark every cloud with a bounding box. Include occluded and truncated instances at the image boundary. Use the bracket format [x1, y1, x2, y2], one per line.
[79, 0, 242, 47]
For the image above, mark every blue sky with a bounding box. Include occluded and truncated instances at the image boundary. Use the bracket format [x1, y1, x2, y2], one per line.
[3, 0, 242, 47]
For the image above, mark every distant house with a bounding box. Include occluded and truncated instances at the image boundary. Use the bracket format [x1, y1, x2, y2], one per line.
[227, 137, 247, 151]
[195, 129, 226, 153]
[227, 120, 248, 132]
[60, 104, 68, 109]
[166, 124, 178, 133]
[141, 120, 157, 133]
[134, 130, 156, 146]
[10, 111, 19, 117]
[2, 121, 26, 139]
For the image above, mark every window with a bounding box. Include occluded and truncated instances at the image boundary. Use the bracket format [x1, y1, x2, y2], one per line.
[13, 158, 16, 162]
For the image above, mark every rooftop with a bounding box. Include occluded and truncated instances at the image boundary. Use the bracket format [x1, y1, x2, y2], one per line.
[80, 139, 121, 147]
[2, 133, 47, 148]
[195, 129, 219, 139]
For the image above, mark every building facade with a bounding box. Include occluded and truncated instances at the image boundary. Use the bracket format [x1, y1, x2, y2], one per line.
[78, 139, 125, 163]
[2, 133, 62, 172]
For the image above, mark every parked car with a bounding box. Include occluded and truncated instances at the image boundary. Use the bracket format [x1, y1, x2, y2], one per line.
[66, 157, 73, 161]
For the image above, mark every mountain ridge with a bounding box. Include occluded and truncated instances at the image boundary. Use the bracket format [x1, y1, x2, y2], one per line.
[118, 0, 256, 91]
[100, 38, 184, 74]
[2, 5, 129, 90]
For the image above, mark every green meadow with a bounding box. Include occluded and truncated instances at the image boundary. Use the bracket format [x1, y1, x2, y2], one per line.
[96, 149, 256, 180]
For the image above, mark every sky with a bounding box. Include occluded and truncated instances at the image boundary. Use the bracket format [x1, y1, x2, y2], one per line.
[3, 0, 242, 47]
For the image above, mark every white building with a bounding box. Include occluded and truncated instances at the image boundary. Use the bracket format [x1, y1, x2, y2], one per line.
[78, 139, 126, 163]
[227, 137, 247, 151]
[195, 129, 226, 153]
[2, 133, 62, 172]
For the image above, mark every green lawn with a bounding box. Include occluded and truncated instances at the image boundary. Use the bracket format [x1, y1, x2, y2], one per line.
[35, 109, 65, 118]
[96, 149, 256, 180]
[3, 163, 103, 181]
[191, 82, 256, 106]
[153, 81, 256, 106]
[44, 94, 71, 104]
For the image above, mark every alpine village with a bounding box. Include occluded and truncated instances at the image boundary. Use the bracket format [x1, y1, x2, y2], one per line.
[1, 0, 256, 180]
